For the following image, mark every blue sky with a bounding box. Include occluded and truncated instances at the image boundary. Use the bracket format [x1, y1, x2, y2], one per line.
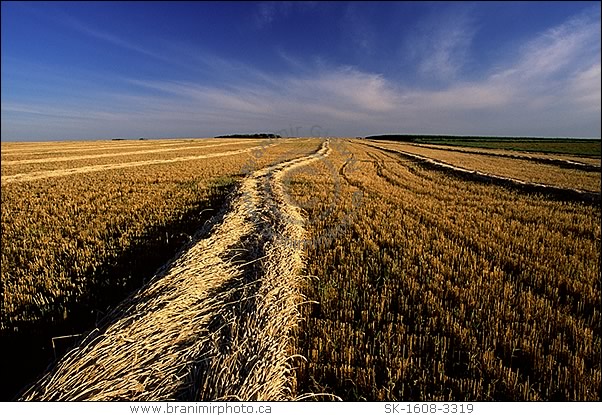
[1, 1, 600, 141]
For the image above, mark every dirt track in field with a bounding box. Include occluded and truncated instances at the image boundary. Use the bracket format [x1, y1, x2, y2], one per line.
[21, 140, 330, 401]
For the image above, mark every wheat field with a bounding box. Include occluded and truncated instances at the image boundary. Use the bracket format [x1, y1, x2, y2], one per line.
[1, 137, 600, 401]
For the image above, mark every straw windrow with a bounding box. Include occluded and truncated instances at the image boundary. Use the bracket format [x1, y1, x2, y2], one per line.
[20, 140, 330, 401]
[364, 142, 601, 203]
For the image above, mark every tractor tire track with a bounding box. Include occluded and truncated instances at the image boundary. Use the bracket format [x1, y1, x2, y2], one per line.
[20, 140, 330, 401]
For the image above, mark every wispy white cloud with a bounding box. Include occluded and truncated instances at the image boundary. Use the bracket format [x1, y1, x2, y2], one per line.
[405, 7, 477, 82]
[66, 19, 169, 63]
[20, 6, 174, 66]
[404, 82, 514, 111]
[567, 63, 601, 111]
[492, 12, 600, 83]
[287, 67, 399, 113]
[2, 8, 600, 140]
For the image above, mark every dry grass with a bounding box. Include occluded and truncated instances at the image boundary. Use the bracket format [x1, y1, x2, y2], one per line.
[372, 141, 601, 192]
[411, 142, 601, 167]
[0, 138, 249, 156]
[365, 142, 599, 204]
[1, 140, 258, 165]
[2, 138, 320, 329]
[1, 144, 272, 182]
[288, 139, 600, 401]
[195, 141, 330, 401]
[6, 136, 599, 402]
[19, 140, 328, 401]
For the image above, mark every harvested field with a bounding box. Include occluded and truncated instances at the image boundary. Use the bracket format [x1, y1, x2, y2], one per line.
[409, 143, 601, 170]
[2, 137, 600, 402]
[1, 140, 269, 179]
[1, 138, 320, 399]
[288, 139, 600, 401]
[19, 141, 330, 401]
[2, 138, 320, 329]
[1, 140, 258, 165]
[1, 146, 264, 180]
[413, 138, 601, 157]
[371, 141, 601, 192]
[0, 138, 239, 155]
[365, 143, 600, 204]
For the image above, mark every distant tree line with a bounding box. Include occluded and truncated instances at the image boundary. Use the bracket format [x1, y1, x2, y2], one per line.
[215, 133, 281, 138]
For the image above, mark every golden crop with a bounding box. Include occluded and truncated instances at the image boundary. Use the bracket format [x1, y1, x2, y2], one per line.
[1, 137, 599, 401]
[1, 140, 272, 177]
[373, 141, 600, 192]
[412, 142, 601, 167]
[288, 139, 600, 401]
[15, 139, 326, 401]
[1, 138, 320, 333]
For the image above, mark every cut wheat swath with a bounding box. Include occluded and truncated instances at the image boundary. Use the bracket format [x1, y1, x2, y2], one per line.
[2, 145, 273, 184]
[20, 141, 330, 401]
[1, 140, 258, 165]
